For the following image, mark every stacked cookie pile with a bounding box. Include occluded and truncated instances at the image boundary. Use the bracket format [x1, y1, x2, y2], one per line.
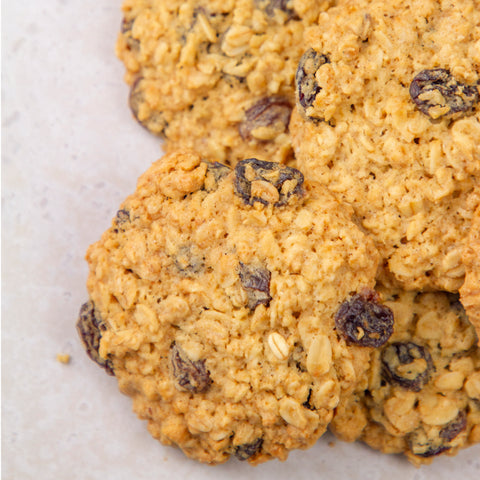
[77, 0, 480, 467]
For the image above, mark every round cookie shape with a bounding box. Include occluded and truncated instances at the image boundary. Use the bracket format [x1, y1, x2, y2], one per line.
[116, 0, 331, 165]
[330, 287, 480, 466]
[78, 149, 384, 465]
[460, 201, 480, 343]
[290, 0, 480, 291]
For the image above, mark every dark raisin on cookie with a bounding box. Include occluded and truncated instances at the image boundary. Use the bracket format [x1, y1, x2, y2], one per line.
[113, 209, 130, 233]
[115, 209, 130, 225]
[234, 158, 304, 206]
[295, 49, 330, 119]
[256, 0, 298, 19]
[121, 17, 140, 50]
[239, 96, 292, 141]
[412, 445, 450, 458]
[76, 301, 114, 376]
[334, 288, 394, 347]
[121, 17, 133, 34]
[440, 410, 468, 442]
[446, 292, 467, 314]
[408, 428, 451, 458]
[129, 77, 168, 136]
[408, 411, 467, 458]
[234, 438, 264, 461]
[170, 342, 212, 393]
[174, 245, 205, 277]
[409, 68, 480, 120]
[288, 342, 306, 372]
[204, 161, 231, 190]
[238, 262, 272, 310]
[381, 342, 434, 392]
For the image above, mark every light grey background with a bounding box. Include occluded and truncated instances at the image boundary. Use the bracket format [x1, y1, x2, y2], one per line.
[2, 1, 479, 479]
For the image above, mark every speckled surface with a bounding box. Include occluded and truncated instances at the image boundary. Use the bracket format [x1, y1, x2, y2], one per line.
[2, 1, 480, 479]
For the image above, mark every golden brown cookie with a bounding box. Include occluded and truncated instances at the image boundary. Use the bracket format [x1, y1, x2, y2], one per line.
[330, 287, 480, 466]
[290, 0, 480, 291]
[460, 201, 480, 343]
[77, 150, 391, 465]
[116, 0, 331, 165]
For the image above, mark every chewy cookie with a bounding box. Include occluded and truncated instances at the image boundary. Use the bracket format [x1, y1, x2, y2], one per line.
[116, 0, 331, 165]
[290, 0, 480, 291]
[77, 150, 391, 465]
[460, 201, 480, 343]
[330, 288, 480, 466]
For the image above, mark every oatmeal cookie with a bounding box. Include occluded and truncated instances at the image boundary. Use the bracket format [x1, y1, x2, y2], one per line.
[330, 287, 480, 466]
[460, 201, 480, 343]
[290, 0, 480, 291]
[116, 0, 331, 165]
[77, 149, 387, 465]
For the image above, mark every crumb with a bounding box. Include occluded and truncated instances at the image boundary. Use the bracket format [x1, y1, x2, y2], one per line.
[328, 441, 336, 448]
[57, 353, 71, 364]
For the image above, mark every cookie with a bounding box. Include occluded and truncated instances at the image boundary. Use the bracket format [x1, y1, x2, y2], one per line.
[330, 287, 480, 466]
[290, 0, 480, 291]
[77, 149, 389, 465]
[460, 201, 480, 343]
[116, 0, 331, 165]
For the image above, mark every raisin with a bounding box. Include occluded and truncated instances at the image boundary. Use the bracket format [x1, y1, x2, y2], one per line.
[113, 209, 130, 233]
[262, 0, 298, 18]
[446, 292, 469, 318]
[115, 209, 130, 225]
[440, 410, 467, 442]
[121, 17, 140, 50]
[295, 49, 330, 119]
[234, 158, 304, 206]
[409, 410, 468, 458]
[121, 17, 133, 34]
[76, 301, 114, 376]
[170, 342, 212, 393]
[129, 77, 168, 136]
[234, 438, 264, 461]
[204, 161, 231, 191]
[409, 68, 479, 120]
[239, 96, 292, 141]
[408, 428, 451, 458]
[238, 262, 272, 310]
[334, 288, 394, 347]
[174, 245, 205, 277]
[414, 445, 450, 458]
[288, 342, 307, 372]
[381, 342, 433, 392]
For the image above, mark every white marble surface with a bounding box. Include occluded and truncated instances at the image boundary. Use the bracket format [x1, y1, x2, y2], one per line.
[2, 1, 479, 479]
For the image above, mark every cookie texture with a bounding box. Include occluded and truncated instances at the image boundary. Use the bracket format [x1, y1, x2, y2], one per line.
[116, 0, 331, 164]
[79, 150, 384, 464]
[330, 288, 480, 466]
[290, 0, 480, 291]
[460, 201, 480, 343]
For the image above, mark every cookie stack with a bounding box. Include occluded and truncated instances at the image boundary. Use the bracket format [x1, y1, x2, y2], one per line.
[77, 0, 480, 467]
